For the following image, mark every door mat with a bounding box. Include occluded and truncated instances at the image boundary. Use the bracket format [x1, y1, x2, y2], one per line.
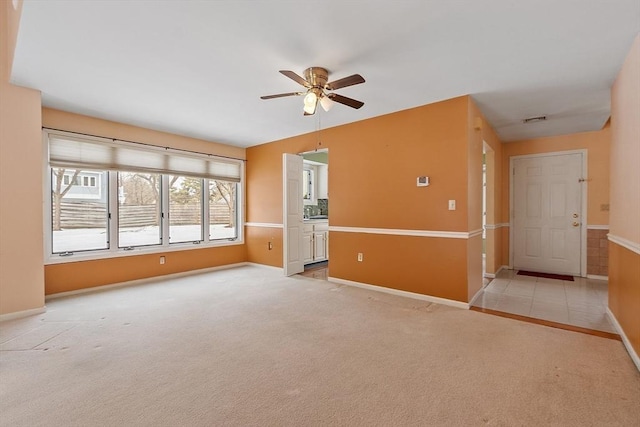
[517, 270, 574, 281]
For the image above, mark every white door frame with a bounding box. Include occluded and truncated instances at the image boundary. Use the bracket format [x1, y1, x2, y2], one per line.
[509, 149, 588, 277]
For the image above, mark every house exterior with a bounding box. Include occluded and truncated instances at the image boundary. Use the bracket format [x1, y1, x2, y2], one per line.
[1, 1, 638, 367]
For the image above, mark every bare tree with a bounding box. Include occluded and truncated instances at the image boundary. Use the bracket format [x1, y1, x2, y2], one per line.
[120, 173, 158, 205]
[211, 181, 236, 228]
[135, 174, 180, 203]
[52, 168, 80, 231]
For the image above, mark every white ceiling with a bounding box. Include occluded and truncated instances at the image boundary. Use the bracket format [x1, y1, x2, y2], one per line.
[12, 0, 640, 148]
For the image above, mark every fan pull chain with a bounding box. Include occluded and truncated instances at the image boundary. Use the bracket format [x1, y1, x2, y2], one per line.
[316, 111, 322, 150]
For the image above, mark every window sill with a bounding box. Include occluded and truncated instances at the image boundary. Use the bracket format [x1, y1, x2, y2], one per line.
[44, 238, 244, 265]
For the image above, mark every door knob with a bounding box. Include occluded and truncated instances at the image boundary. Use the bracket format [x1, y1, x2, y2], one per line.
[572, 222, 580, 227]
[573, 213, 579, 218]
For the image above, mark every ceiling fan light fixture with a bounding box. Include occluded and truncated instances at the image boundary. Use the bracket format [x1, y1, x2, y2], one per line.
[319, 95, 333, 112]
[303, 91, 318, 114]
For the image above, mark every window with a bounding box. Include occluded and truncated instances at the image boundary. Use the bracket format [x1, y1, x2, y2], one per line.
[51, 168, 109, 254]
[45, 131, 244, 261]
[303, 164, 316, 205]
[118, 172, 162, 248]
[169, 176, 203, 244]
[209, 180, 237, 240]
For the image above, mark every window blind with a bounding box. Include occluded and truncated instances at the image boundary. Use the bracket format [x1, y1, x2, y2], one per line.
[48, 134, 241, 182]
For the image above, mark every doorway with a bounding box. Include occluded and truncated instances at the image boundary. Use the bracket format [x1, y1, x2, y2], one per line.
[301, 149, 329, 280]
[482, 142, 496, 278]
[510, 151, 586, 276]
[282, 149, 329, 279]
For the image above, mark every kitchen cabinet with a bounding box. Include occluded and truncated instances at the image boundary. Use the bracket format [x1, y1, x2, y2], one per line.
[303, 231, 313, 264]
[303, 220, 328, 264]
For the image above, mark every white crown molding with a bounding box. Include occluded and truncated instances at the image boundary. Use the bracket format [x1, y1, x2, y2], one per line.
[607, 308, 640, 373]
[587, 225, 609, 230]
[245, 222, 283, 228]
[329, 226, 479, 239]
[328, 277, 469, 309]
[608, 234, 640, 255]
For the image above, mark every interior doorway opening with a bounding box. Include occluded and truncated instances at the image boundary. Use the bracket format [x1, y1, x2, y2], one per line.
[283, 148, 329, 280]
[482, 141, 495, 278]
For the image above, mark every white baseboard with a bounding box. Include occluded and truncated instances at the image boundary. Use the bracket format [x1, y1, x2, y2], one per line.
[607, 307, 640, 373]
[328, 277, 469, 310]
[245, 262, 284, 272]
[587, 274, 608, 281]
[468, 286, 485, 307]
[46, 262, 250, 300]
[0, 306, 46, 323]
[484, 265, 508, 279]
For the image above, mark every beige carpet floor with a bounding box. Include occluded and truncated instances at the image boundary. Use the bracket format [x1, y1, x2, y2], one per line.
[1, 265, 639, 426]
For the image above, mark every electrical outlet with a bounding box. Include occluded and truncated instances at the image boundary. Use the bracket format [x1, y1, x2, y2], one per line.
[160, 256, 165, 265]
[357, 253, 363, 262]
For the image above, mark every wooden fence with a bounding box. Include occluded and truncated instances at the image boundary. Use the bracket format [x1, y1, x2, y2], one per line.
[54, 201, 232, 229]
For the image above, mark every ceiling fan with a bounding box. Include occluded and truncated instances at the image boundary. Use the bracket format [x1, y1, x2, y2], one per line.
[260, 67, 365, 115]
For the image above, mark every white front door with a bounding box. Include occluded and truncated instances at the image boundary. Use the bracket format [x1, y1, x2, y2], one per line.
[512, 152, 583, 276]
[283, 153, 304, 276]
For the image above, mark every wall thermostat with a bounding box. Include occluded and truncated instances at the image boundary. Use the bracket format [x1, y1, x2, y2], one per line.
[417, 176, 430, 187]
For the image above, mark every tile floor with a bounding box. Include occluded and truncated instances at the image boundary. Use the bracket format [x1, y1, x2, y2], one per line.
[472, 269, 615, 333]
[298, 261, 328, 280]
[300, 262, 615, 334]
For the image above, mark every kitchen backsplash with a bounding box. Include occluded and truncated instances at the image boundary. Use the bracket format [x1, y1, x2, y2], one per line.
[317, 199, 328, 215]
[304, 199, 328, 217]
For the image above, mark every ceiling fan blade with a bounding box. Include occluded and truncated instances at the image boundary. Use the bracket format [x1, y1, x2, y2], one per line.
[260, 92, 303, 100]
[325, 74, 365, 90]
[327, 93, 364, 109]
[279, 70, 311, 88]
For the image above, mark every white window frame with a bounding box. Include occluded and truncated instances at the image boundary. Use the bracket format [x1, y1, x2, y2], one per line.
[302, 163, 317, 206]
[43, 130, 245, 265]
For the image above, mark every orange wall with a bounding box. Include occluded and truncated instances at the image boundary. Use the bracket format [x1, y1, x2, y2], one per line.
[331, 233, 469, 302]
[245, 227, 282, 268]
[610, 35, 640, 244]
[248, 97, 470, 229]
[247, 96, 485, 303]
[41, 109, 248, 295]
[0, 0, 21, 82]
[609, 243, 640, 356]
[609, 34, 640, 358]
[0, 0, 45, 315]
[45, 245, 246, 294]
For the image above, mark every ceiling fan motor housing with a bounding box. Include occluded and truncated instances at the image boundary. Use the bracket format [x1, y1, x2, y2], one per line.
[304, 67, 329, 88]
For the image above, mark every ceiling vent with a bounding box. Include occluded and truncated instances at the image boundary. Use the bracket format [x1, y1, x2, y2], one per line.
[522, 115, 547, 124]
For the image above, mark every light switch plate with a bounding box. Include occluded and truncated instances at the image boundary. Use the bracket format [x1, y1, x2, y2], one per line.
[448, 200, 456, 210]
